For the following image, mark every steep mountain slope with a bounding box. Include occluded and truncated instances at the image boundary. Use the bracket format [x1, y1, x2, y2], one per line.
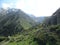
[44, 8, 60, 25]
[0, 8, 36, 36]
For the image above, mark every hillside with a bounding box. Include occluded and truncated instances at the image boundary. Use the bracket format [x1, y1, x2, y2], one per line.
[0, 8, 60, 45]
[44, 8, 60, 25]
[0, 8, 36, 36]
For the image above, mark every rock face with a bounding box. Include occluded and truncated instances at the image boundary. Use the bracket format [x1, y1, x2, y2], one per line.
[0, 8, 36, 36]
[44, 8, 60, 25]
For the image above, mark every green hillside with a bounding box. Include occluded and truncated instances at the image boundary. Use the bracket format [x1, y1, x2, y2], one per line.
[0, 8, 60, 45]
[0, 8, 36, 36]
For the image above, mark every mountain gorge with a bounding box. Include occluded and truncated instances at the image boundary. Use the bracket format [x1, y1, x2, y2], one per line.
[0, 8, 60, 45]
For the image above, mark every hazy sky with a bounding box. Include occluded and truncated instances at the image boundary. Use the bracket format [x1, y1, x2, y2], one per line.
[0, 0, 60, 17]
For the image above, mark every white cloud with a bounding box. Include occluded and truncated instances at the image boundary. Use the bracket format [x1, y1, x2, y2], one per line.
[2, 3, 11, 9]
[1, 0, 60, 17]
[15, 0, 60, 17]
[15, 0, 25, 9]
[2, 3, 14, 9]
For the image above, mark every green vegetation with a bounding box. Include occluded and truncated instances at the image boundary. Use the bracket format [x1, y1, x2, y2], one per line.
[0, 8, 60, 45]
[0, 24, 60, 45]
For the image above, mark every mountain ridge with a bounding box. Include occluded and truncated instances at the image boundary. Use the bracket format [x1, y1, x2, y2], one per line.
[0, 8, 36, 36]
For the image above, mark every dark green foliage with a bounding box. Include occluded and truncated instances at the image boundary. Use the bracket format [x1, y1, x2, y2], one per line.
[33, 38, 46, 45]
[33, 24, 60, 45]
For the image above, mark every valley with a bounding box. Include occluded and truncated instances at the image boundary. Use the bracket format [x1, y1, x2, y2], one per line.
[0, 8, 60, 45]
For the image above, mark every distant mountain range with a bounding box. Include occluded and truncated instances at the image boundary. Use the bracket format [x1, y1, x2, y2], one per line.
[29, 14, 45, 23]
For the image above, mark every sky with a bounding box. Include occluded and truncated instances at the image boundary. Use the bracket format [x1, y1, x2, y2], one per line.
[0, 0, 60, 17]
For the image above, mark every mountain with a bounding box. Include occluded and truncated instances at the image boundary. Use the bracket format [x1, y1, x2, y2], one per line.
[36, 17, 45, 23]
[44, 8, 60, 25]
[29, 15, 45, 23]
[0, 8, 60, 45]
[0, 8, 36, 36]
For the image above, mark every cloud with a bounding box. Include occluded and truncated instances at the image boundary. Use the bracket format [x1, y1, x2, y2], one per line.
[1, 0, 60, 17]
[2, 3, 14, 9]
[15, 0, 25, 9]
[15, 0, 60, 17]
